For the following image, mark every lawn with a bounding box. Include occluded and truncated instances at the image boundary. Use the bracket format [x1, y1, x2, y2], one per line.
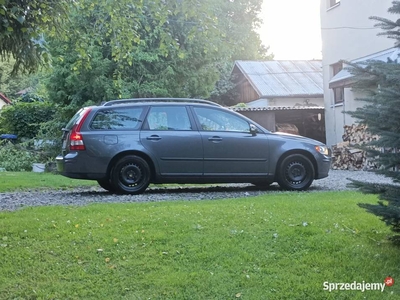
[0, 190, 399, 299]
[0, 171, 97, 192]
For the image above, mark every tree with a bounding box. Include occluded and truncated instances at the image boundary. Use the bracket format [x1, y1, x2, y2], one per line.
[347, 1, 400, 242]
[0, 0, 71, 74]
[46, 0, 269, 109]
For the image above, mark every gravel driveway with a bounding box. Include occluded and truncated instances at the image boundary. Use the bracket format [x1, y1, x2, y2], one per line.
[0, 170, 396, 211]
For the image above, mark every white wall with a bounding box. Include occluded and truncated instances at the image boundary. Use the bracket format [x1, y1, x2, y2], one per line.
[0, 100, 8, 109]
[320, 0, 394, 146]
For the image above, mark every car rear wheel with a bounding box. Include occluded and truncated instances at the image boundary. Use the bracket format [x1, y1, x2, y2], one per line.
[111, 155, 151, 194]
[277, 154, 315, 191]
[97, 178, 116, 192]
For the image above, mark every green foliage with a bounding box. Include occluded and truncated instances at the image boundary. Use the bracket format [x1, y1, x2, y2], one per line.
[346, 1, 400, 241]
[0, 0, 71, 74]
[0, 141, 38, 171]
[45, 0, 269, 107]
[0, 101, 55, 138]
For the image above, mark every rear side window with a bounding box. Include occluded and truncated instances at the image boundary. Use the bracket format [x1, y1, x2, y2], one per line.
[90, 107, 144, 130]
[145, 106, 192, 130]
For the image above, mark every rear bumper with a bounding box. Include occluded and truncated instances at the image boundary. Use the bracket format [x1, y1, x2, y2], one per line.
[56, 153, 106, 180]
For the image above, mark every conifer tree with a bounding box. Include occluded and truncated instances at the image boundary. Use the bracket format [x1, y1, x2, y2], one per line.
[347, 1, 400, 242]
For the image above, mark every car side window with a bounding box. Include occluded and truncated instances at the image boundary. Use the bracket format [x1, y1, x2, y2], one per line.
[146, 106, 192, 130]
[90, 107, 143, 130]
[193, 107, 250, 132]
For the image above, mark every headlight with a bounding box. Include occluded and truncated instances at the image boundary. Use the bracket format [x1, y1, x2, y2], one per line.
[315, 145, 329, 155]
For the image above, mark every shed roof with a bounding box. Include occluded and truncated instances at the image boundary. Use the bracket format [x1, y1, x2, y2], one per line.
[0, 93, 11, 105]
[234, 60, 323, 98]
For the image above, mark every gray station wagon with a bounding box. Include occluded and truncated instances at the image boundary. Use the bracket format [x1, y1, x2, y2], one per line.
[56, 98, 331, 194]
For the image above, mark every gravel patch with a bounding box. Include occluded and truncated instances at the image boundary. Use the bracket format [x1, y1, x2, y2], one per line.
[0, 170, 397, 212]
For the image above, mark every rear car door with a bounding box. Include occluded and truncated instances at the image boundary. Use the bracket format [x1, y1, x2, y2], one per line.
[192, 106, 269, 176]
[140, 105, 203, 176]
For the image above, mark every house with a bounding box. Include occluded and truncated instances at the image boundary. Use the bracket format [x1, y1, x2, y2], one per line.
[320, 0, 394, 146]
[0, 93, 11, 109]
[230, 60, 326, 142]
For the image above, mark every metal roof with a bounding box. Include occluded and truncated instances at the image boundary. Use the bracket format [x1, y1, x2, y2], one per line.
[231, 106, 324, 112]
[329, 47, 400, 88]
[234, 60, 323, 98]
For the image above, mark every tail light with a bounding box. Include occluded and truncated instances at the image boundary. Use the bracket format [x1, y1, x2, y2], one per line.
[69, 108, 92, 151]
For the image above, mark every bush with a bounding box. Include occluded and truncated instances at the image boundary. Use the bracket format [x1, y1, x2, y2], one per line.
[0, 141, 39, 171]
[0, 101, 56, 139]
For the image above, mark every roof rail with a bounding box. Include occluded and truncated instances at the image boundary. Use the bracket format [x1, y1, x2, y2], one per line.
[102, 98, 221, 107]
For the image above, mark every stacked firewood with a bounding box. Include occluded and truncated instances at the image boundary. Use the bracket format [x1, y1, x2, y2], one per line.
[331, 124, 379, 170]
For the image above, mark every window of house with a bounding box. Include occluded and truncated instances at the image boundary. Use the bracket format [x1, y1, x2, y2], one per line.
[333, 87, 344, 104]
[331, 62, 344, 104]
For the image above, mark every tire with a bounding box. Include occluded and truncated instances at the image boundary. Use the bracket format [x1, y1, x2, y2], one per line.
[277, 154, 315, 191]
[111, 155, 151, 194]
[97, 178, 116, 192]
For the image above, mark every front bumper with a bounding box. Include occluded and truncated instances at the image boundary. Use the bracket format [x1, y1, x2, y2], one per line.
[315, 155, 332, 179]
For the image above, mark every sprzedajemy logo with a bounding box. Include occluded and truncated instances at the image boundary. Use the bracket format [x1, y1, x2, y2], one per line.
[323, 277, 394, 293]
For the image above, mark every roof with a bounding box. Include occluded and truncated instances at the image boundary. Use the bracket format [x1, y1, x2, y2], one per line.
[0, 93, 11, 105]
[234, 60, 323, 98]
[231, 106, 324, 112]
[329, 47, 400, 88]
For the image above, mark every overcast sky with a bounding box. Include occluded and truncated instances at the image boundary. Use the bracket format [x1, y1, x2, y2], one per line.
[260, 0, 322, 60]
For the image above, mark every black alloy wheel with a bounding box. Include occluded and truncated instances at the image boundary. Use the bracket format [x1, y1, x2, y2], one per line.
[111, 155, 151, 194]
[277, 154, 315, 191]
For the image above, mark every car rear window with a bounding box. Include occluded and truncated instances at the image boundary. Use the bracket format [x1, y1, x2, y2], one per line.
[64, 108, 88, 130]
[90, 107, 144, 130]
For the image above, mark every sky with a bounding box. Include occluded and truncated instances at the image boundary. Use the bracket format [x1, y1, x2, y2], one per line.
[260, 0, 322, 60]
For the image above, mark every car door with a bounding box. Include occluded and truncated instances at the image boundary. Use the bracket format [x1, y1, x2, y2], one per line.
[192, 106, 269, 176]
[140, 105, 203, 176]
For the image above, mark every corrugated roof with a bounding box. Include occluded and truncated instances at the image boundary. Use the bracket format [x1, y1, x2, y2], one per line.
[231, 106, 324, 112]
[234, 60, 323, 98]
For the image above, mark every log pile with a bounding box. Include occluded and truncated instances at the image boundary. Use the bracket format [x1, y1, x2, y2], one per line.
[331, 124, 379, 170]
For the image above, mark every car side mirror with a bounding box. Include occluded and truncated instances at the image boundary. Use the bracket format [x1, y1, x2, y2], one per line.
[249, 124, 257, 136]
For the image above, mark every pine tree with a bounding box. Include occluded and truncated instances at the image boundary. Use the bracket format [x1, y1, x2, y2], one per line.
[347, 1, 400, 242]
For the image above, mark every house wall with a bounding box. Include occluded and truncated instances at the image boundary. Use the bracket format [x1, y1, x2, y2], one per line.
[320, 0, 394, 146]
[0, 100, 8, 109]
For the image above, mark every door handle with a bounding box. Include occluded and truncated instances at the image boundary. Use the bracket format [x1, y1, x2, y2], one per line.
[208, 136, 222, 142]
[147, 135, 161, 141]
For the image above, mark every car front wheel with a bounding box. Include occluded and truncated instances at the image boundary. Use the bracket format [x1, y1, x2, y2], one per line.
[111, 155, 151, 194]
[277, 154, 315, 191]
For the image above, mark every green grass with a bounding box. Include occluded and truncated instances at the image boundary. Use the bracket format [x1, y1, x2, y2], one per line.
[0, 191, 399, 299]
[0, 172, 97, 192]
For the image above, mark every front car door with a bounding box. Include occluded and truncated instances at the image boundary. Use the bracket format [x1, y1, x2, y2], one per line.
[192, 106, 270, 177]
[140, 105, 203, 177]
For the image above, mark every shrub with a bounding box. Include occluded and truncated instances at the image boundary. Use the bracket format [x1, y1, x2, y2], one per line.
[0, 141, 39, 171]
[0, 101, 56, 139]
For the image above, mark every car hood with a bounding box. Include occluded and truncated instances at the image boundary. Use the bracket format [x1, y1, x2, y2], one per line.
[271, 132, 325, 145]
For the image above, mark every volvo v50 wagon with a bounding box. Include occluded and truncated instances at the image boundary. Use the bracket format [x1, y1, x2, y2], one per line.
[56, 98, 331, 194]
